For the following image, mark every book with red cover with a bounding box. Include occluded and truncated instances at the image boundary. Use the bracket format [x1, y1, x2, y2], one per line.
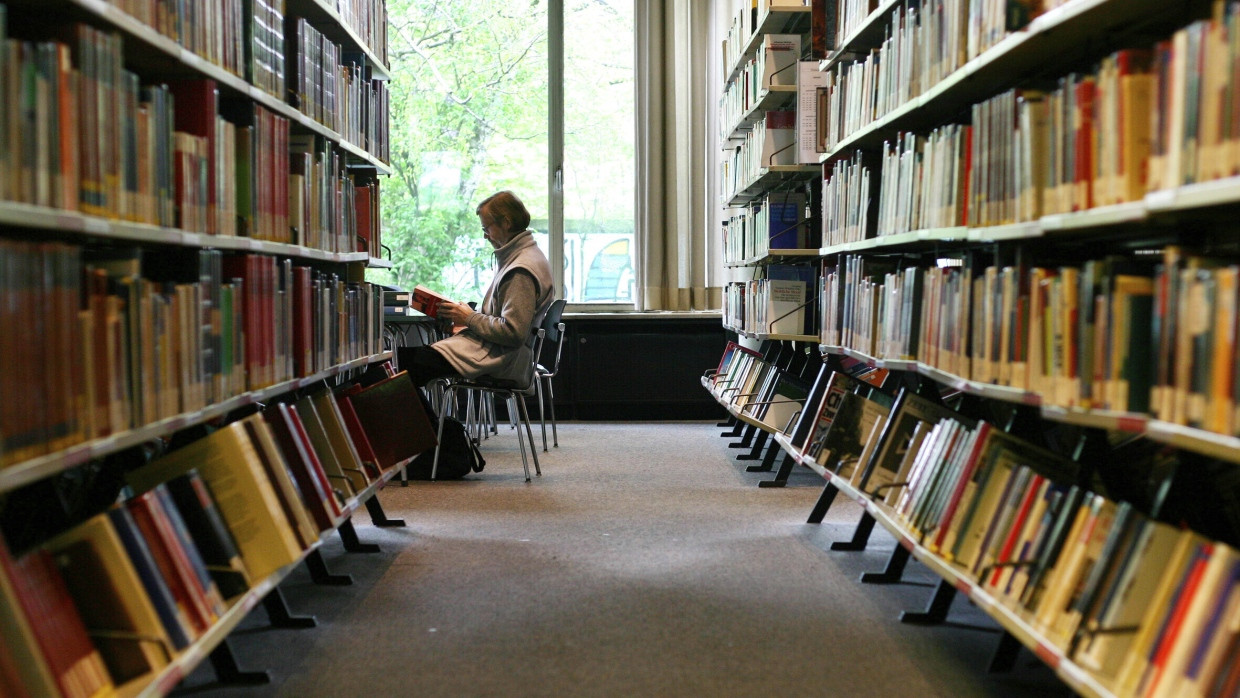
[125, 491, 215, 637]
[346, 370, 438, 469]
[335, 385, 382, 477]
[292, 265, 313, 376]
[410, 285, 448, 318]
[167, 79, 220, 235]
[354, 183, 373, 254]
[264, 401, 342, 530]
[2, 543, 112, 698]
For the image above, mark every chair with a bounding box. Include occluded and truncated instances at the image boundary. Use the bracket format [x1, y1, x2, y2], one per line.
[431, 329, 545, 482]
[534, 299, 567, 451]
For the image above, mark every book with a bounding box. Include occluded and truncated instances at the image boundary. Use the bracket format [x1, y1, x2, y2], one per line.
[855, 389, 961, 495]
[45, 512, 174, 685]
[1, 542, 113, 698]
[126, 420, 305, 581]
[346, 370, 438, 469]
[264, 401, 344, 532]
[105, 506, 193, 651]
[240, 417, 320, 550]
[163, 470, 252, 599]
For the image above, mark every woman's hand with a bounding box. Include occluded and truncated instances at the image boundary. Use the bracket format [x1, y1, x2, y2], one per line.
[436, 300, 475, 327]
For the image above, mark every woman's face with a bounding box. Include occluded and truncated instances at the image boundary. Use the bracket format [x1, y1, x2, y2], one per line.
[479, 212, 507, 248]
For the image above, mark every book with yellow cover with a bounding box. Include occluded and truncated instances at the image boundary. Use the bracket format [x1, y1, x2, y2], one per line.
[126, 419, 304, 581]
[45, 512, 174, 686]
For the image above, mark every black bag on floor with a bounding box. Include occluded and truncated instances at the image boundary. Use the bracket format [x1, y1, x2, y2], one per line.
[406, 416, 486, 480]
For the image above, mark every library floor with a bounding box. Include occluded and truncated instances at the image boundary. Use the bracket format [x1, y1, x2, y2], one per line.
[176, 422, 1074, 697]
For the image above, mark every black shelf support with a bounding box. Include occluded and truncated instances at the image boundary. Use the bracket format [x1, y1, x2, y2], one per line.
[736, 429, 770, 461]
[830, 510, 876, 551]
[305, 549, 353, 585]
[728, 423, 759, 449]
[365, 494, 406, 527]
[758, 452, 797, 487]
[339, 518, 381, 553]
[807, 481, 839, 523]
[988, 630, 1023, 673]
[746, 434, 782, 471]
[860, 544, 911, 584]
[208, 638, 270, 685]
[262, 586, 317, 628]
[900, 578, 956, 625]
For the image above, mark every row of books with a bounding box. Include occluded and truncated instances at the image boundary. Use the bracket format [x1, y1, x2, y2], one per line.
[104, 0, 389, 106]
[110, 0, 250, 80]
[0, 17, 379, 252]
[721, 110, 798, 202]
[816, 5, 1240, 239]
[0, 366, 435, 697]
[333, 0, 389, 65]
[719, 34, 800, 141]
[0, 240, 384, 469]
[288, 17, 391, 163]
[725, 264, 817, 337]
[714, 340, 1240, 696]
[820, 150, 874, 246]
[723, 191, 811, 264]
[818, 246, 1240, 436]
[706, 342, 812, 436]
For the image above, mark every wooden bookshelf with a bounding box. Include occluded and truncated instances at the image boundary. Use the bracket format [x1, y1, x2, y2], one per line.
[0, 0, 407, 694]
[713, 1, 1240, 693]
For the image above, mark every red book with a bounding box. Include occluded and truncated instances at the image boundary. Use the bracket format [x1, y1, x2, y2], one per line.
[264, 402, 341, 531]
[292, 266, 313, 376]
[354, 184, 373, 254]
[335, 387, 381, 478]
[1143, 543, 1213, 695]
[1073, 76, 1096, 211]
[987, 473, 1044, 587]
[1, 544, 112, 698]
[930, 422, 994, 551]
[347, 371, 438, 469]
[167, 79, 220, 235]
[126, 490, 215, 636]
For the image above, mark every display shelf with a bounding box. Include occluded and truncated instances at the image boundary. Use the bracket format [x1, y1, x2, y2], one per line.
[288, 0, 391, 79]
[726, 165, 821, 207]
[0, 202, 369, 265]
[1145, 175, 1240, 214]
[803, 462, 1118, 698]
[821, 0, 900, 71]
[1038, 201, 1148, 232]
[134, 461, 404, 698]
[723, 85, 798, 143]
[820, 227, 970, 256]
[1145, 420, 1240, 466]
[727, 248, 820, 268]
[724, 5, 814, 85]
[0, 352, 393, 494]
[368, 256, 394, 269]
[1038, 406, 1148, 434]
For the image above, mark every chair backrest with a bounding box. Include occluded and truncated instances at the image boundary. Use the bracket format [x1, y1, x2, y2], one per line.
[540, 299, 567, 343]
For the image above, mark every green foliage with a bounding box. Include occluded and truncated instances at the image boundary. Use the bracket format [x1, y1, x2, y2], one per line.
[380, 0, 635, 301]
[383, 0, 548, 297]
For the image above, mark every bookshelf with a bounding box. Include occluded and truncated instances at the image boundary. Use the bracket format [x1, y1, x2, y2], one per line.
[0, 0, 412, 695]
[712, 0, 1240, 694]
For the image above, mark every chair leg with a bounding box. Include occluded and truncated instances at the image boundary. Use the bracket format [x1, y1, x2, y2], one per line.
[547, 377, 559, 447]
[516, 393, 542, 477]
[536, 375, 548, 452]
[506, 395, 532, 482]
[431, 386, 454, 481]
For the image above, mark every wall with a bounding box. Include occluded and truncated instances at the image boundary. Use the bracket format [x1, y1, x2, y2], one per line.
[543, 314, 729, 420]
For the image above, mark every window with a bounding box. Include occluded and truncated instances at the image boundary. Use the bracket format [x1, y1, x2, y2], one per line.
[379, 0, 635, 307]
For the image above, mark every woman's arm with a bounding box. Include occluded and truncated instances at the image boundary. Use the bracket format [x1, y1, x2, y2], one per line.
[437, 270, 539, 348]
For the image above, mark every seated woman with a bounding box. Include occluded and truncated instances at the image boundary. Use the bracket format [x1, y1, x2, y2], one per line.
[400, 190, 554, 387]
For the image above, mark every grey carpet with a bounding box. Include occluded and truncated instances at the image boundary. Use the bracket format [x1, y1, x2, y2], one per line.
[175, 422, 1073, 697]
